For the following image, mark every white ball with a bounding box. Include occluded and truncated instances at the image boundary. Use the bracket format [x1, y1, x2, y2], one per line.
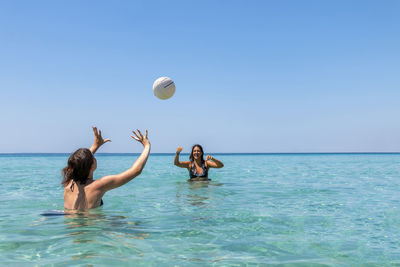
[152, 77, 176, 100]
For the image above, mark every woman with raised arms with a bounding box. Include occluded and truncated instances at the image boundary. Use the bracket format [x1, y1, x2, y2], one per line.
[62, 127, 150, 210]
[174, 144, 224, 181]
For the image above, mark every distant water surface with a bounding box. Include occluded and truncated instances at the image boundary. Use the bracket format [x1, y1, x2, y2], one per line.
[0, 153, 399, 266]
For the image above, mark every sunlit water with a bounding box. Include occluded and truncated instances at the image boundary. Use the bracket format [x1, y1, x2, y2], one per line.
[1, 153, 400, 266]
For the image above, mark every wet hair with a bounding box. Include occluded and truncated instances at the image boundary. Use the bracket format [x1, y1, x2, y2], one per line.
[189, 144, 205, 163]
[62, 148, 94, 187]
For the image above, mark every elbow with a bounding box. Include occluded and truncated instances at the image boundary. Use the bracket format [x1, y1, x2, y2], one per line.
[136, 169, 142, 176]
[219, 163, 224, 168]
[131, 169, 142, 178]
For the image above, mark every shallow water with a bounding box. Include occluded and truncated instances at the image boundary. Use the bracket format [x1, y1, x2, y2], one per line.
[1, 153, 400, 266]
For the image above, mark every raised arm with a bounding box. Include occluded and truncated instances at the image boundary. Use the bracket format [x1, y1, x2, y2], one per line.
[174, 146, 190, 169]
[94, 129, 151, 192]
[206, 155, 224, 168]
[90, 127, 111, 154]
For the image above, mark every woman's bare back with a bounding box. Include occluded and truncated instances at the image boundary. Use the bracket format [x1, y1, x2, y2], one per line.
[63, 180, 103, 210]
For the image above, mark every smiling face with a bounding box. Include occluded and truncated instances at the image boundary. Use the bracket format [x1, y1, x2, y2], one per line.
[192, 146, 203, 160]
[190, 144, 204, 162]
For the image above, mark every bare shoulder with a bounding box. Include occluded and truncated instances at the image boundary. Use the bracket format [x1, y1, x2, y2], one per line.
[86, 177, 108, 192]
[89, 174, 122, 193]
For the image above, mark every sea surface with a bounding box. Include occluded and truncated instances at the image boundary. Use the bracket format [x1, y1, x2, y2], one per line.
[0, 153, 400, 266]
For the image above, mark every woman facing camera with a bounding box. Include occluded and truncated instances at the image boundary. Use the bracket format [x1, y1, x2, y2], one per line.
[62, 127, 150, 210]
[174, 144, 224, 181]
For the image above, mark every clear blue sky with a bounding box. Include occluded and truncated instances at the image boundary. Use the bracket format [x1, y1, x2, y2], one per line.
[1, 0, 399, 153]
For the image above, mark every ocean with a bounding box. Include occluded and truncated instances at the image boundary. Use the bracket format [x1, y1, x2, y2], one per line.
[0, 153, 399, 266]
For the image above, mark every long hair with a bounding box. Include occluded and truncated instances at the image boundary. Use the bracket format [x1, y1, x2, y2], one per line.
[189, 144, 205, 164]
[62, 148, 94, 187]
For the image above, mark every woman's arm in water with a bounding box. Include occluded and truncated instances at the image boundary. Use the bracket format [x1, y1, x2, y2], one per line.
[206, 155, 224, 168]
[90, 127, 111, 154]
[93, 129, 151, 192]
[174, 146, 190, 169]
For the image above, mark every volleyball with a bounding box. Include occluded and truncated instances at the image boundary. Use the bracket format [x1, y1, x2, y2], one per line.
[152, 77, 176, 100]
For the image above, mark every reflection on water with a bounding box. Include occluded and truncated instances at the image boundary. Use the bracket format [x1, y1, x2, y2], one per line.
[176, 180, 223, 207]
[60, 210, 150, 260]
[64, 209, 128, 228]
[62, 210, 149, 245]
[71, 252, 99, 260]
[187, 181, 212, 207]
[185, 194, 209, 207]
[34, 209, 150, 261]
[175, 180, 224, 224]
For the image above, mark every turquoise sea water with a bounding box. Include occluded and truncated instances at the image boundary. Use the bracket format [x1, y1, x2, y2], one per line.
[1, 153, 400, 266]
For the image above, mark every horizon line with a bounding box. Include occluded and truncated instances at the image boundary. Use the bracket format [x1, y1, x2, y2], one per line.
[1, 152, 400, 155]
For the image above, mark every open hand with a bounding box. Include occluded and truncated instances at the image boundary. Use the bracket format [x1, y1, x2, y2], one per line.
[131, 129, 150, 147]
[92, 127, 111, 147]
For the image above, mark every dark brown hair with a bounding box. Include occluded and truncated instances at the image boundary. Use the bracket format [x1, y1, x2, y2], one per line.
[189, 144, 204, 163]
[62, 148, 94, 187]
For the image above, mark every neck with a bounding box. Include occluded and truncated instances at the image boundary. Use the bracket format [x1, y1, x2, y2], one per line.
[74, 172, 94, 186]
